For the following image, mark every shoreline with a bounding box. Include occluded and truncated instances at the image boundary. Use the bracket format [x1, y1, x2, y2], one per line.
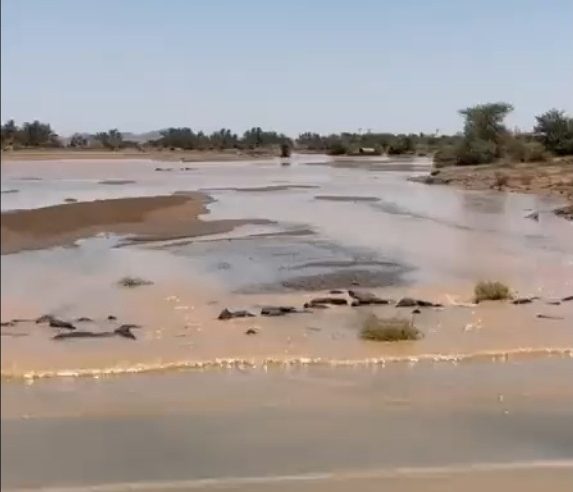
[0, 148, 278, 162]
[411, 158, 573, 219]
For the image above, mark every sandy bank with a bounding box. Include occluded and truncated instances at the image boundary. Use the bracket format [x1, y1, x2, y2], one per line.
[1, 193, 266, 254]
[413, 158, 573, 218]
[1, 148, 276, 162]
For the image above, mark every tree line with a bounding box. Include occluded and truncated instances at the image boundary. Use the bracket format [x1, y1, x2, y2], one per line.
[2, 106, 572, 165]
[434, 105, 573, 166]
[0, 123, 292, 152]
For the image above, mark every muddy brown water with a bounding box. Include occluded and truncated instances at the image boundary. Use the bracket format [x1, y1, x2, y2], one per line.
[1, 154, 573, 490]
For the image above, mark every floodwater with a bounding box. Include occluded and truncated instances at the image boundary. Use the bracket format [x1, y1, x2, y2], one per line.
[1, 155, 573, 490]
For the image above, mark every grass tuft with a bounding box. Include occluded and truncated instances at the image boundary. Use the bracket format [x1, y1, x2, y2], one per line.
[359, 314, 421, 342]
[474, 281, 511, 302]
[117, 276, 153, 288]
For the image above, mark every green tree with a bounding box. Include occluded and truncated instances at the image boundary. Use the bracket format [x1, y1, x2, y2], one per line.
[297, 132, 326, 151]
[155, 128, 197, 149]
[19, 120, 60, 147]
[534, 109, 573, 155]
[459, 102, 514, 145]
[95, 129, 123, 150]
[1, 119, 19, 147]
[242, 127, 289, 148]
[209, 128, 238, 149]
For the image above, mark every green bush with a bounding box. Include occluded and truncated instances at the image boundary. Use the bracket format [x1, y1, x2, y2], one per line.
[327, 142, 349, 155]
[359, 314, 421, 342]
[387, 136, 415, 155]
[474, 281, 511, 302]
[456, 139, 497, 165]
[506, 139, 547, 162]
[433, 144, 458, 167]
[555, 138, 573, 156]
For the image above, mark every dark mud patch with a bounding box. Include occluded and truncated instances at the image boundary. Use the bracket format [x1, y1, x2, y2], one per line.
[17, 177, 43, 181]
[1, 189, 19, 194]
[314, 195, 380, 203]
[280, 268, 407, 291]
[246, 268, 409, 293]
[554, 204, 573, 221]
[98, 180, 136, 185]
[202, 185, 319, 193]
[289, 259, 399, 270]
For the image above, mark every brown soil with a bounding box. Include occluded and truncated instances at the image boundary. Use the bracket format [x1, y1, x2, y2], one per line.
[1, 193, 264, 254]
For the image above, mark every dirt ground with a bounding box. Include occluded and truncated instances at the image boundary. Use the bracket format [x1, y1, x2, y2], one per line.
[0, 148, 276, 162]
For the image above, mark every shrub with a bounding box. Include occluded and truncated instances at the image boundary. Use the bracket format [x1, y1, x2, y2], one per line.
[327, 142, 348, 155]
[433, 144, 458, 167]
[359, 314, 421, 342]
[387, 136, 415, 155]
[474, 281, 511, 302]
[117, 276, 153, 288]
[554, 138, 573, 156]
[506, 139, 547, 163]
[456, 139, 497, 165]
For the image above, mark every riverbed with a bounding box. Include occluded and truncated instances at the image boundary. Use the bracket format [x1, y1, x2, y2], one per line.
[1, 155, 572, 490]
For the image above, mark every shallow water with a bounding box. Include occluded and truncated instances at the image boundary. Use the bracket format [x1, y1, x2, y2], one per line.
[2, 155, 573, 376]
[2, 359, 573, 489]
[2, 156, 573, 489]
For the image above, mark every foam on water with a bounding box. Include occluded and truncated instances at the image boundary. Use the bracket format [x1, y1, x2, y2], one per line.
[3, 346, 572, 381]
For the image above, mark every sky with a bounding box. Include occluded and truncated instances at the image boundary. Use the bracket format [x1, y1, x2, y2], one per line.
[1, 0, 572, 136]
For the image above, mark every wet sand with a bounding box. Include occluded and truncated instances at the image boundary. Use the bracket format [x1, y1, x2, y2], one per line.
[1, 194, 269, 254]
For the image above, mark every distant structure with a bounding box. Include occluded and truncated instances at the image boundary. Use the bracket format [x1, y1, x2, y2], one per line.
[358, 147, 377, 155]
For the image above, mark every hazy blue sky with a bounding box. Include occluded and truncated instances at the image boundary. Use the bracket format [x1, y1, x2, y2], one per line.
[2, 0, 572, 136]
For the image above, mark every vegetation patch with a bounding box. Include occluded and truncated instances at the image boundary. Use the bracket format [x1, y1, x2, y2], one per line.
[359, 314, 421, 342]
[474, 281, 511, 302]
[117, 276, 154, 288]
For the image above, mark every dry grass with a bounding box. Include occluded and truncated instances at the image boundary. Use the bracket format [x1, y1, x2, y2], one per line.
[117, 276, 153, 288]
[359, 314, 421, 342]
[474, 281, 511, 302]
[494, 172, 509, 188]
